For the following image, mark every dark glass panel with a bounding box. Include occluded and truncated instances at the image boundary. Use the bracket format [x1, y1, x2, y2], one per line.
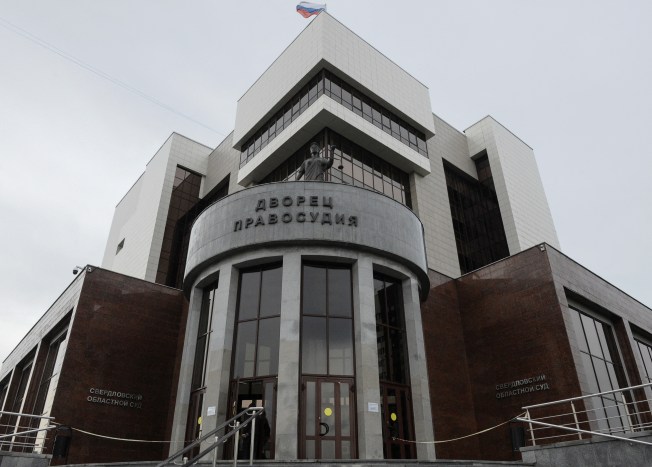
[388, 328, 408, 384]
[302, 317, 327, 374]
[303, 266, 327, 316]
[257, 317, 280, 376]
[234, 321, 257, 378]
[340, 382, 351, 436]
[569, 309, 588, 352]
[581, 313, 602, 356]
[352, 95, 361, 112]
[638, 341, 652, 382]
[341, 88, 352, 109]
[374, 278, 387, 324]
[330, 80, 341, 101]
[260, 266, 282, 317]
[261, 128, 412, 208]
[306, 381, 316, 436]
[239, 271, 261, 321]
[305, 440, 315, 459]
[329, 318, 354, 376]
[321, 440, 335, 460]
[341, 441, 351, 459]
[444, 160, 509, 273]
[192, 335, 207, 389]
[362, 101, 373, 122]
[328, 268, 352, 317]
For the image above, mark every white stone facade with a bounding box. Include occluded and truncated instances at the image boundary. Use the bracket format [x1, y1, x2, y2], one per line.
[101, 133, 213, 281]
[466, 116, 560, 253]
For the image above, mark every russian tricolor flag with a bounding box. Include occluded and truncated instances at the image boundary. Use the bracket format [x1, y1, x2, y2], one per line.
[296, 2, 326, 18]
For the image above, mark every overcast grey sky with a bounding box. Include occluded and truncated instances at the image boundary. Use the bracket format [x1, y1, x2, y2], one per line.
[1, 0, 651, 360]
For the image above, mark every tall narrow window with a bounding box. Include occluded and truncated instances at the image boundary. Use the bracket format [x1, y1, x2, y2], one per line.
[229, 264, 282, 460]
[300, 263, 356, 460]
[2, 355, 34, 451]
[568, 306, 630, 433]
[232, 265, 282, 379]
[301, 264, 354, 376]
[374, 273, 415, 459]
[0, 377, 8, 412]
[10, 358, 33, 415]
[185, 281, 217, 451]
[635, 337, 652, 385]
[26, 324, 69, 450]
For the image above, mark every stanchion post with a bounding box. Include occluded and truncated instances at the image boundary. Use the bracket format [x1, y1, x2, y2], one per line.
[249, 416, 256, 465]
[570, 401, 582, 440]
[233, 421, 240, 467]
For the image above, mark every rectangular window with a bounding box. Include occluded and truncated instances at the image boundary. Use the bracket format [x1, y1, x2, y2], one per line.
[0, 376, 9, 412]
[191, 283, 217, 390]
[301, 264, 354, 376]
[568, 304, 630, 433]
[233, 265, 282, 379]
[635, 338, 652, 385]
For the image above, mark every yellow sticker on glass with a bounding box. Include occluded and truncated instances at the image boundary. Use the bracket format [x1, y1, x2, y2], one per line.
[390, 413, 397, 422]
[324, 407, 333, 417]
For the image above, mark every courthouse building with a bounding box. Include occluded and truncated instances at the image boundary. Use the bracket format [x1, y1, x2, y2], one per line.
[2, 12, 652, 465]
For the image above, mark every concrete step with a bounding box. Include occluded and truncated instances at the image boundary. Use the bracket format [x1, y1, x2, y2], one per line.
[64, 460, 533, 467]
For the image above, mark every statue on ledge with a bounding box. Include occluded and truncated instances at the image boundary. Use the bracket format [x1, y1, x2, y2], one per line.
[297, 142, 336, 181]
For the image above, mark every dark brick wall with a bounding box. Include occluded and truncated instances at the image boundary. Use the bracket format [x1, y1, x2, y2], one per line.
[49, 268, 185, 465]
[423, 247, 583, 461]
[422, 275, 481, 460]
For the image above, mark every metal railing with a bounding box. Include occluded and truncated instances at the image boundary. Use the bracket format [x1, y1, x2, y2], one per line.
[0, 410, 58, 453]
[516, 382, 652, 447]
[157, 406, 264, 467]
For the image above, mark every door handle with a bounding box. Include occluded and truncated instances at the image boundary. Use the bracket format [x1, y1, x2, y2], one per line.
[319, 422, 330, 437]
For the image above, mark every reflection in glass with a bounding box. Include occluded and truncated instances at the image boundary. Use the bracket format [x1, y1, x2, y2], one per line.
[340, 382, 350, 436]
[234, 321, 257, 378]
[329, 319, 354, 375]
[303, 266, 326, 315]
[260, 267, 282, 317]
[262, 129, 412, 208]
[571, 306, 629, 433]
[328, 269, 352, 317]
[233, 266, 282, 379]
[306, 382, 316, 436]
[302, 317, 328, 374]
[302, 264, 354, 376]
[239, 272, 261, 321]
[257, 318, 280, 376]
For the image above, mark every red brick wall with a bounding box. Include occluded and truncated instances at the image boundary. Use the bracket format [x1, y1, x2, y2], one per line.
[49, 268, 185, 464]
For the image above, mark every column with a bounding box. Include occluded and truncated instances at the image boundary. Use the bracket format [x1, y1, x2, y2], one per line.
[403, 277, 436, 459]
[275, 252, 302, 458]
[201, 264, 239, 448]
[169, 285, 203, 455]
[353, 257, 384, 459]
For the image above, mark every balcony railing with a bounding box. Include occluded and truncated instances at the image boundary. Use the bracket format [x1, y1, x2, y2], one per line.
[516, 382, 652, 447]
[0, 410, 57, 453]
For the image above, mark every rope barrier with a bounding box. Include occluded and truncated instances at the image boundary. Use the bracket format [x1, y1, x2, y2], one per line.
[62, 411, 528, 446]
[71, 427, 185, 444]
[393, 412, 527, 444]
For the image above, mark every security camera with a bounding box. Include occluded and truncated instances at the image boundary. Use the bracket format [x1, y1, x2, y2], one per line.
[73, 265, 85, 275]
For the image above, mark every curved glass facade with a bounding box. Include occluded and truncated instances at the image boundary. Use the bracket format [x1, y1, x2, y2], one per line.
[261, 129, 412, 208]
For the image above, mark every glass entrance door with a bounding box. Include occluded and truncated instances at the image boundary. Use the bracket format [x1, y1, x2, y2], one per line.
[301, 377, 355, 459]
[184, 388, 205, 458]
[228, 379, 276, 459]
[380, 383, 415, 459]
